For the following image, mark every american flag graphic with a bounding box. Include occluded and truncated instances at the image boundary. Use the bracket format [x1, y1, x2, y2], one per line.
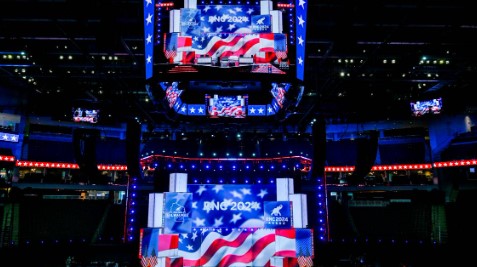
[164, 50, 177, 60]
[165, 84, 182, 108]
[139, 228, 160, 267]
[164, 4, 287, 65]
[207, 95, 246, 118]
[178, 228, 299, 267]
[271, 83, 288, 108]
[140, 183, 314, 267]
[140, 255, 158, 267]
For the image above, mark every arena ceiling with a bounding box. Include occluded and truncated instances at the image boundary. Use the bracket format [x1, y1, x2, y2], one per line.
[1, 0, 476, 134]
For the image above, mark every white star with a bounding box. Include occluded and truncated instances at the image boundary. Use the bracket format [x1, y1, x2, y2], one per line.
[258, 189, 268, 198]
[145, 13, 153, 25]
[298, 57, 304, 65]
[10, 135, 18, 142]
[267, 107, 273, 113]
[240, 188, 251, 195]
[231, 190, 242, 199]
[146, 34, 152, 44]
[186, 245, 194, 251]
[230, 213, 242, 224]
[193, 217, 205, 227]
[198, 107, 204, 113]
[196, 185, 207, 195]
[191, 231, 198, 240]
[189, 107, 196, 113]
[258, 108, 264, 114]
[2, 134, 8, 140]
[145, 0, 152, 6]
[297, 35, 304, 46]
[213, 216, 224, 227]
[299, 0, 306, 9]
[146, 55, 152, 64]
[250, 107, 256, 113]
[212, 184, 224, 193]
[181, 233, 188, 240]
[297, 15, 305, 27]
[181, 106, 187, 113]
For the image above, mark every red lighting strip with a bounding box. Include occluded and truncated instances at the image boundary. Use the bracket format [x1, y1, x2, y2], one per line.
[0, 155, 15, 162]
[277, 3, 295, 8]
[16, 161, 80, 169]
[15, 160, 127, 170]
[156, 2, 174, 8]
[4, 155, 477, 172]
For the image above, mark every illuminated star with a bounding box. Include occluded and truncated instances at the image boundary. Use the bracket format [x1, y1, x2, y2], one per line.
[258, 189, 268, 198]
[191, 231, 198, 240]
[240, 188, 251, 195]
[146, 55, 152, 64]
[189, 107, 196, 113]
[212, 184, 224, 193]
[196, 185, 207, 195]
[145, 13, 153, 25]
[250, 107, 256, 114]
[231, 190, 242, 199]
[258, 107, 264, 114]
[146, 34, 152, 44]
[298, 15, 305, 27]
[198, 107, 204, 113]
[230, 213, 242, 224]
[299, 0, 306, 9]
[213, 216, 224, 227]
[193, 217, 206, 227]
[297, 35, 304, 46]
[298, 57, 304, 65]
[145, 0, 152, 6]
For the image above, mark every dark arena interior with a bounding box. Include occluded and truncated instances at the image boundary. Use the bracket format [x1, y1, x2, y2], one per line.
[1, 0, 477, 266]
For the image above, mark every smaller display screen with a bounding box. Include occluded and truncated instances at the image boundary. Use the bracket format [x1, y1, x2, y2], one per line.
[410, 97, 442, 117]
[72, 107, 99, 123]
[206, 94, 248, 119]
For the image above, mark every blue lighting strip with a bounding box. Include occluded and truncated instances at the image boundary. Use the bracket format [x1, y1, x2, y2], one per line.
[126, 176, 139, 242]
[143, 0, 154, 79]
[295, 0, 307, 81]
[315, 177, 328, 242]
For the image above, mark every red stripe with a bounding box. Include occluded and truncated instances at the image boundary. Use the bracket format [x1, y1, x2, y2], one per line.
[200, 232, 252, 266]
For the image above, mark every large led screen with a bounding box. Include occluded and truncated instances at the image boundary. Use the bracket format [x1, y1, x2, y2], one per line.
[143, 0, 308, 80]
[143, 1, 308, 121]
